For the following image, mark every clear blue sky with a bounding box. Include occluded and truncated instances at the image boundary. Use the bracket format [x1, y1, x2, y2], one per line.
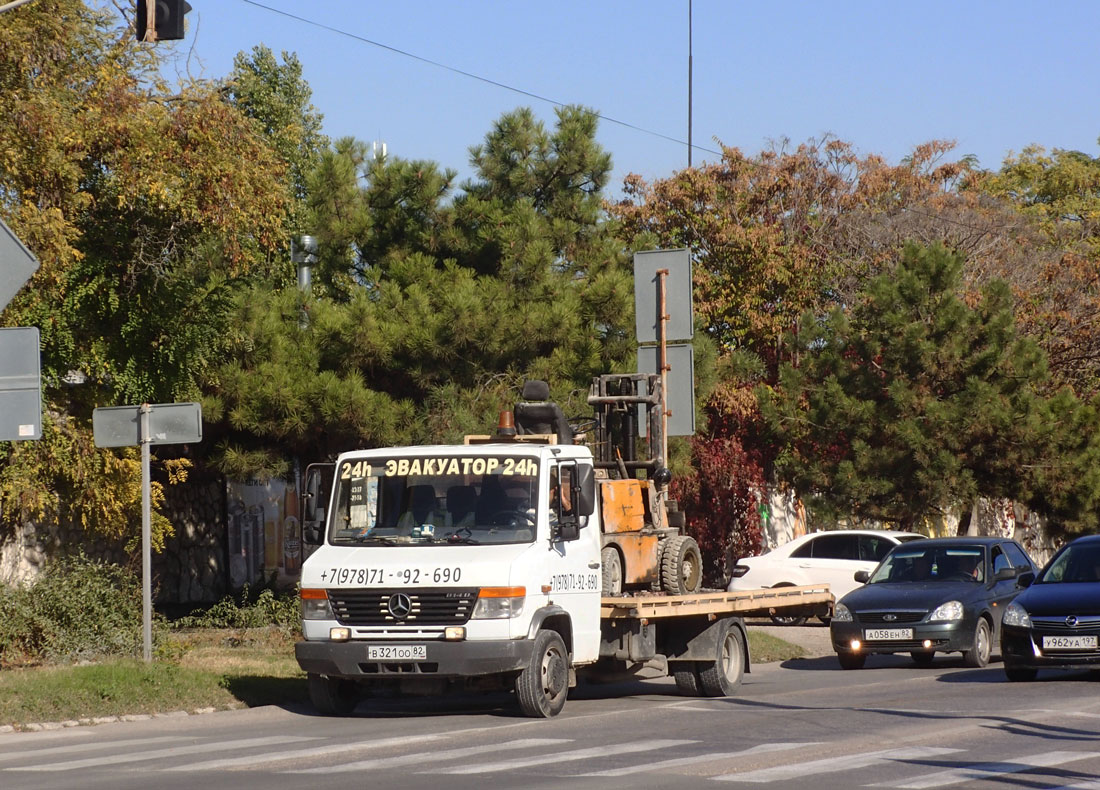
[157, 0, 1100, 195]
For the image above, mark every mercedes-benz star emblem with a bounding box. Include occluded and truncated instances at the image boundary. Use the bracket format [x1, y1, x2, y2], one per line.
[388, 593, 412, 620]
[1066, 615, 1079, 628]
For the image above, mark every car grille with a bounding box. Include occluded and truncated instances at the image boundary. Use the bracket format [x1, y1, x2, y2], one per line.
[328, 588, 477, 626]
[1031, 615, 1100, 634]
[858, 611, 925, 624]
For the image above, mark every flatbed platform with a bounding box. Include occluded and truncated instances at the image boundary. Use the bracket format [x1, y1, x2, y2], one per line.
[599, 585, 833, 619]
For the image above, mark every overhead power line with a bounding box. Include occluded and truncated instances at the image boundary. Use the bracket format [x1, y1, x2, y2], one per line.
[240, 0, 722, 158]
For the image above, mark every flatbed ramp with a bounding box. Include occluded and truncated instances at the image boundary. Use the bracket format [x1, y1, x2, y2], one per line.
[600, 585, 833, 619]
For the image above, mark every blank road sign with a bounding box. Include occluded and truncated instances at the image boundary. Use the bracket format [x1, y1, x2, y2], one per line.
[0, 217, 39, 312]
[637, 343, 696, 437]
[93, 402, 202, 448]
[633, 248, 694, 344]
[0, 327, 42, 441]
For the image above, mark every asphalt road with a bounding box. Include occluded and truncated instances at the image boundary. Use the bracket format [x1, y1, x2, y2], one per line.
[3, 626, 1100, 790]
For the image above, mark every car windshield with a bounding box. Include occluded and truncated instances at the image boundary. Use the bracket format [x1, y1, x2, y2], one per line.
[1037, 542, 1100, 584]
[328, 454, 539, 546]
[868, 546, 985, 583]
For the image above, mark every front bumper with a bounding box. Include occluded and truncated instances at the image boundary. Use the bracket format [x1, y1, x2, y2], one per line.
[295, 638, 535, 680]
[1002, 624, 1100, 670]
[831, 619, 974, 654]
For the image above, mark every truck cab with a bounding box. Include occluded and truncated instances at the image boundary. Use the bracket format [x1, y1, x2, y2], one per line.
[295, 441, 600, 716]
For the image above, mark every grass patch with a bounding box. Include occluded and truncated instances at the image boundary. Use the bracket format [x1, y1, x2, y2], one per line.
[747, 630, 806, 663]
[0, 627, 307, 729]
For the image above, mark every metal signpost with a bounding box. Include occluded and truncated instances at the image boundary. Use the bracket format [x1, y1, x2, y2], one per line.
[94, 402, 202, 661]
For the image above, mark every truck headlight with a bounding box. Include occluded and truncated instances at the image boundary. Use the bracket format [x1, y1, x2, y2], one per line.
[1003, 601, 1032, 628]
[472, 586, 525, 619]
[300, 588, 333, 620]
[929, 600, 964, 622]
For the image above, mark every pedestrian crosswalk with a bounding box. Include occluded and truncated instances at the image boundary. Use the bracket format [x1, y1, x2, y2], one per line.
[1, 729, 1098, 786]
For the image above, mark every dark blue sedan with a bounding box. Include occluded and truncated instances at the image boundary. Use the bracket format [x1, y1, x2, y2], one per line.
[1001, 533, 1100, 681]
[830, 537, 1036, 669]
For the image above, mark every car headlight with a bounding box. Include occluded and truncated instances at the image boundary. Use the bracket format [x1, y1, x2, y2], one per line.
[1003, 601, 1032, 628]
[472, 587, 525, 620]
[929, 600, 964, 621]
[300, 588, 333, 620]
[833, 603, 853, 622]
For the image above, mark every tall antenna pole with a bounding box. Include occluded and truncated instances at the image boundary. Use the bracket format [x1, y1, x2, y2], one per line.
[687, 0, 693, 168]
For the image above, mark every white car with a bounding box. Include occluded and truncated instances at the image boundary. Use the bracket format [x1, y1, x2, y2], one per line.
[727, 529, 926, 624]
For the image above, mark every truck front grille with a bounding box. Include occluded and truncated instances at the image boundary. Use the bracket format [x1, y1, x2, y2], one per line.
[328, 588, 477, 626]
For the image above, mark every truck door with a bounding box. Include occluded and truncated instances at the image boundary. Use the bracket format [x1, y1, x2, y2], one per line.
[547, 461, 602, 663]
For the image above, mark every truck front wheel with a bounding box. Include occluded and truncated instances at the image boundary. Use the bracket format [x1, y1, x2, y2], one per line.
[515, 630, 569, 718]
[307, 672, 359, 716]
[698, 620, 745, 696]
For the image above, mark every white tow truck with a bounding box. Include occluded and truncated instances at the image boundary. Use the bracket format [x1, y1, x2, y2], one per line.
[295, 380, 831, 717]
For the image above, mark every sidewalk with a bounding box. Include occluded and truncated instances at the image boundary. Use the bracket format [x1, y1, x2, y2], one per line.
[745, 619, 834, 658]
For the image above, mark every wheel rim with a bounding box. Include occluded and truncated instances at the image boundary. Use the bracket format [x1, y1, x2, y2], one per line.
[977, 622, 990, 663]
[542, 645, 568, 700]
[720, 632, 741, 682]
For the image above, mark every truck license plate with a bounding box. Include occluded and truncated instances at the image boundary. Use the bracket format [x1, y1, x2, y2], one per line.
[864, 628, 912, 641]
[368, 645, 426, 660]
[1042, 635, 1098, 650]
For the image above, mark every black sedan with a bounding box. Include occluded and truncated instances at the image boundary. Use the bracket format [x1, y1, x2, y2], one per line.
[1001, 533, 1100, 681]
[831, 537, 1036, 669]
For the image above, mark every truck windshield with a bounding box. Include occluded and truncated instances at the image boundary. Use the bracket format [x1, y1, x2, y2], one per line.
[329, 455, 540, 546]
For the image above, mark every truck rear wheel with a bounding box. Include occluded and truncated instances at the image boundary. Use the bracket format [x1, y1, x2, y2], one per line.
[698, 620, 745, 696]
[601, 546, 623, 596]
[673, 664, 702, 696]
[515, 630, 569, 718]
[661, 535, 703, 595]
[307, 673, 359, 716]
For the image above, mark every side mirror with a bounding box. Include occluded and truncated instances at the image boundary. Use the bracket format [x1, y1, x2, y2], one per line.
[854, 570, 870, 584]
[573, 464, 596, 517]
[301, 463, 333, 547]
[993, 567, 1017, 583]
[1016, 571, 1035, 588]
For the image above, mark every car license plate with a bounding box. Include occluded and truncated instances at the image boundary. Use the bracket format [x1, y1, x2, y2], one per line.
[1042, 635, 1098, 650]
[864, 628, 912, 641]
[367, 644, 426, 660]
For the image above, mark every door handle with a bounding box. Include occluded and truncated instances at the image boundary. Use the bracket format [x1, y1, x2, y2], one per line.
[588, 561, 600, 569]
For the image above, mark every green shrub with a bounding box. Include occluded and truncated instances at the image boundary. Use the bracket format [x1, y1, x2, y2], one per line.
[172, 585, 299, 630]
[0, 554, 144, 665]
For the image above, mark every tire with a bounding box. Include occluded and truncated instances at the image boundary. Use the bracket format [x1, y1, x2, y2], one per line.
[910, 650, 936, 667]
[515, 630, 570, 718]
[307, 673, 359, 716]
[673, 664, 702, 696]
[651, 538, 670, 592]
[962, 618, 992, 668]
[768, 583, 807, 626]
[836, 650, 866, 670]
[661, 535, 703, 595]
[1004, 663, 1037, 682]
[697, 621, 746, 696]
[601, 546, 623, 596]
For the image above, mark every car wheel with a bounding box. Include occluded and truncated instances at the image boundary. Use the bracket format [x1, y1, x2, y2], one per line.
[910, 650, 936, 667]
[1004, 663, 1037, 682]
[768, 583, 807, 626]
[836, 650, 866, 670]
[962, 617, 992, 668]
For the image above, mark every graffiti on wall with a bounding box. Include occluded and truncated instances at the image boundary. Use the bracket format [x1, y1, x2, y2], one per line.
[226, 478, 301, 588]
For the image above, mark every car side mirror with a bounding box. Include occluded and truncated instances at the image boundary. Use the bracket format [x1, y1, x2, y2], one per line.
[854, 570, 870, 584]
[301, 463, 333, 546]
[1016, 571, 1035, 588]
[993, 567, 1017, 583]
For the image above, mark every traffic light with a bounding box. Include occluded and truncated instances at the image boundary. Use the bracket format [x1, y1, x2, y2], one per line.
[136, 0, 192, 42]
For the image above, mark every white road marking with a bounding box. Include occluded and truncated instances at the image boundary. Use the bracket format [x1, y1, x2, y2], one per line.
[168, 734, 443, 771]
[7, 735, 315, 772]
[577, 742, 819, 777]
[286, 738, 571, 774]
[871, 750, 1099, 788]
[428, 738, 695, 774]
[0, 736, 179, 763]
[713, 746, 964, 783]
